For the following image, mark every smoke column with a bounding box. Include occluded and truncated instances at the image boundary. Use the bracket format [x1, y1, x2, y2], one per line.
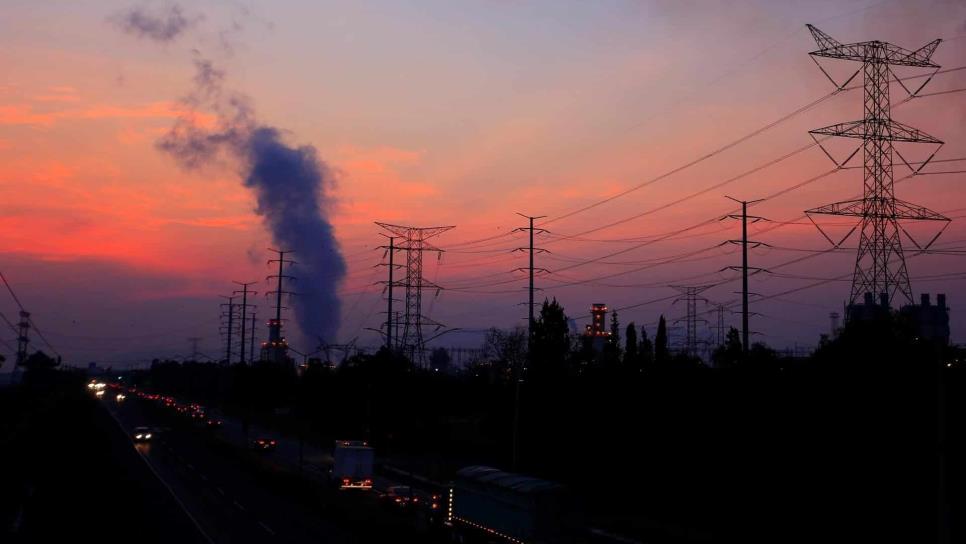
[159, 57, 346, 345]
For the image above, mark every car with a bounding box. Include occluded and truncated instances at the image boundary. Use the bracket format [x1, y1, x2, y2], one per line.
[378, 486, 419, 510]
[132, 426, 153, 442]
[205, 419, 223, 429]
[250, 438, 277, 452]
[116, 393, 126, 402]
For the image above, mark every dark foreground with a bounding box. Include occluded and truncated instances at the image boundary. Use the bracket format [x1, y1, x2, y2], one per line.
[0, 372, 208, 543]
[2, 363, 964, 543]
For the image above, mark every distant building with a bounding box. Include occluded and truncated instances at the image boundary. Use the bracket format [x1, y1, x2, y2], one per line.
[584, 303, 610, 337]
[261, 318, 292, 364]
[847, 291, 950, 345]
[582, 303, 611, 353]
[900, 293, 950, 345]
[846, 292, 891, 322]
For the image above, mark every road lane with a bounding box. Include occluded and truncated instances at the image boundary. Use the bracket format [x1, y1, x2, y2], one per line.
[104, 396, 356, 544]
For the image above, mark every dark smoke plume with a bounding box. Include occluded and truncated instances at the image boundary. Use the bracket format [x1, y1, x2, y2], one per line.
[111, 4, 200, 43]
[159, 56, 346, 344]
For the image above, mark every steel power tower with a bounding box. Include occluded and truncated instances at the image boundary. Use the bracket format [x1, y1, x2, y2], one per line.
[233, 281, 257, 365]
[377, 234, 404, 351]
[803, 25, 949, 313]
[375, 223, 454, 364]
[713, 303, 727, 347]
[266, 249, 296, 363]
[187, 337, 201, 362]
[671, 285, 713, 358]
[219, 295, 236, 365]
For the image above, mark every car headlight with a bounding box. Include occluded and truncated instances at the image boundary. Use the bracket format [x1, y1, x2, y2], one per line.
[135, 434, 143, 439]
[145, 433, 152, 439]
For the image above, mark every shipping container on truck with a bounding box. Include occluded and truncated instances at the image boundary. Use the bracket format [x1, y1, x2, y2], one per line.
[448, 466, 576, 544]
[332, 440, 374, 490]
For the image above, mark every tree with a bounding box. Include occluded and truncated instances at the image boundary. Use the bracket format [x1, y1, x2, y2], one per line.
[482, 327, 527, 382]
[602, 310, 622, 370]
[655, 315, 669, 365]
[639, 325, 654, 371]
[21, 350, 58, 372]
[712, 327, 743, 369]
[624, 322, 638, 370]
[609, 311, 621, 349]
[530, 298, 572, 380]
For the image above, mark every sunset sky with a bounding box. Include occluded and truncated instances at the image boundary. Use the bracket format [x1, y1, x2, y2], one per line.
[2, 0, 966, 366]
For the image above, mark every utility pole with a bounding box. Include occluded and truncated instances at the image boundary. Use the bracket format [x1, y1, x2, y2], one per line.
[377, 235, 403, 351]
[220, 295, 235, 365]
[233, 281, 257, 365]
[266, 249, 297, 363]
[802, 25, 949, 314]
[250, 311, 257, 364]
[15, 310, 30, 366]
[511, 213, 548, 472]
[513, 214, 548, 355]
[725, 196, 767, 355]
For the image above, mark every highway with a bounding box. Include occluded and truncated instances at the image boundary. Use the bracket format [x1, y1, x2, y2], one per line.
[100, 393, 431, 543]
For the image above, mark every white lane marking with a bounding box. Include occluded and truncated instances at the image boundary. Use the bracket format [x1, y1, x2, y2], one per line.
[216, 487, 225, 496]
[187, 463, 195, 471]
[199, 474, 208, 482]
[102, 405, 215, 544]
[233, 500, 246, 512]
[258, 521, 276, 536]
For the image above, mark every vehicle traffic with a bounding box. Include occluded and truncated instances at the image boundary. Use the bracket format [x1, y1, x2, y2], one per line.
[132, 426, 153, 443]
[251, 437, 277, 452]
[333, 440, 374, 490]
[378, 485, 418, 510]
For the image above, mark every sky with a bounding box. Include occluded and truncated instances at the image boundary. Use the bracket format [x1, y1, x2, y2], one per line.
[1, 0, 966, 367]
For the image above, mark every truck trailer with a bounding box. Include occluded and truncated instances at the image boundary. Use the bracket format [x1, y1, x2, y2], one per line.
[332, 440, 374, 490]
[448, 465, 575, 543]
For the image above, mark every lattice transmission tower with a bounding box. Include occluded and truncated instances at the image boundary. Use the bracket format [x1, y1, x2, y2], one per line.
[672, 285, 713, 358]
[375, 222, 454, 364]
[803, 25, 949, 312]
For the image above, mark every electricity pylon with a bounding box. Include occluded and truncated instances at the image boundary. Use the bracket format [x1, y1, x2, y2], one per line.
[803, 25, 949, 312]
[671, 285, 713, 358]
[375, 222, 454, 365]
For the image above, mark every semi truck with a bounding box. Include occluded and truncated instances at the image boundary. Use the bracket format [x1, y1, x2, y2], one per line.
[448, 465, 576, 543]
[332, 440, 374, 490]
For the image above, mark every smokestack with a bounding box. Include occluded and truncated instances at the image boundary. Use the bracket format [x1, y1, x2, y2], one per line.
[864, 292, 874, 306]
[938, 293, 947, 309]
[921, 293, 930, 307]
[879, 292, 889, 309]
